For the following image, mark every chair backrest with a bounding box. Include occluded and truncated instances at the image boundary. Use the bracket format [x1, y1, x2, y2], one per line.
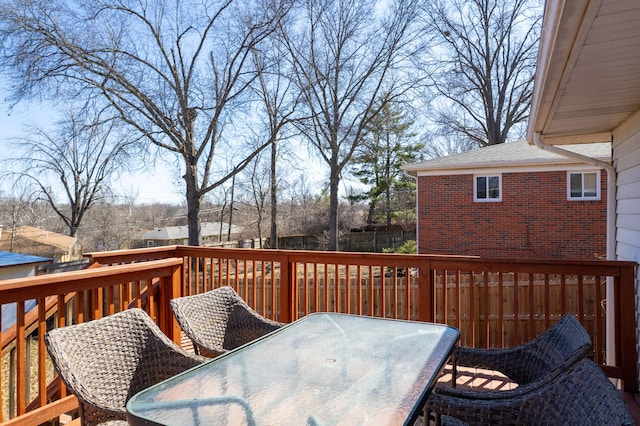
[170, 286, 282, 357]
[430, 358, 634, 425]
[45, 308, 201, 425]
[500, 314, 592, 383]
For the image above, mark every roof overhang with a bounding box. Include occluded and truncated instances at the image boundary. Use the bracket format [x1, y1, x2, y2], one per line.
[526, 0, 640, 145]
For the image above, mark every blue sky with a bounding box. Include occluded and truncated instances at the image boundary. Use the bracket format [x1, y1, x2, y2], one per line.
[0, 86, 186, 205]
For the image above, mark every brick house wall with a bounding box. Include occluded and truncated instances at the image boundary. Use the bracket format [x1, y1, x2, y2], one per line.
[417, 170, 607, 259]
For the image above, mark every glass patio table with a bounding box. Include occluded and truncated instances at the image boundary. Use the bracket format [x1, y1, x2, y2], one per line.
[126, 312, 459, 426]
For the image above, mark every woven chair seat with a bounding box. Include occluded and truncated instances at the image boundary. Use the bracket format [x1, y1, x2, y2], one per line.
[45, 308, 205, 426]
[170, 286, 284, 358]
[426, 358, 634, 425]
[442, 314, 592, 401]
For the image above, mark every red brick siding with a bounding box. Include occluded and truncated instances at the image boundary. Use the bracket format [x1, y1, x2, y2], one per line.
[417, 170, 607, 259]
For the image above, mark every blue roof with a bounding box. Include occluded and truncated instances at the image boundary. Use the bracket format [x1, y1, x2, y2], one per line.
[0, 251, 52, 267]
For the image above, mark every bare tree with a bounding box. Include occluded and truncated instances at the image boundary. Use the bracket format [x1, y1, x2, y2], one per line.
[250, 41, 301, 249]
[4, 106, 133, 237]
[0, 186, 53, 249]
[421, 133, 477, 159]
[422, 0, 541, 147]
[238, 155, 270, 248]
[79, 196, 137, 251]
[0, 0, 293, 245]
[279, 0, 422, 250]
[280, 175, 327, 236]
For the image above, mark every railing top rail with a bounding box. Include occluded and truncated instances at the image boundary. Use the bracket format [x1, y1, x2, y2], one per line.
[0, 257, 183, 305]
[82, 246, 637, 276]
[85, 246, 181, 264]
[175, 246, 637, 266]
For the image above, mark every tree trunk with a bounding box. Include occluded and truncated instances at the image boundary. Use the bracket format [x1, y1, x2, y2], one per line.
[185, 169, 201, 246]
[270, 140, 278, 249]
[328, 167, 340, 251]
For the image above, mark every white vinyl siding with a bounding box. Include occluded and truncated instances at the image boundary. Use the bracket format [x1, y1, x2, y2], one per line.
[612, 113, 640, 373]
[613, 115, 640, 262]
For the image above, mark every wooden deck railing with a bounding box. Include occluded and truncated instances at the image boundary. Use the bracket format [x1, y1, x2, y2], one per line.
[0, 246, 637, 424]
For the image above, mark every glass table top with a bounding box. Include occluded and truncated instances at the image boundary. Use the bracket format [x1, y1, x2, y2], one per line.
[127, 313, 459, 426]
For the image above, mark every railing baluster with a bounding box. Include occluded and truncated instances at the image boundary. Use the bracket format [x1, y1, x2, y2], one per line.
[38, 298, 46, 409]
[334, 264, 340, 314]
[357, 265, 363, 316]
[528, 273, 534, 341]
[313, 264, 319, 313]
[498, 272, 504, 348]
[484, 273, 489, 348]
[303, 263, 309, 315]
[405, 266, 410, 320]
[595, 275, 604, 363]
[346, 264, 352, 315]
[544, 274, 550, 330]
[469, 271, 476, 347]
[455, 271, 461, 331]
[368, 265, 374, 317]
[512, 273, 519, 347]
[16, 301, 25, 416]
[578, 275, 585, 323]
[392, 267, 398, 319]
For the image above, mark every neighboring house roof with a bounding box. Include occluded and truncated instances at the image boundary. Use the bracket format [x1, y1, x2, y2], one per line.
[0, 226, 76, 254]
[403, 140, 611, 175]
[138, 222, 242, 241]
[0, 251, 51, 268]
[527, 1, 640, 145]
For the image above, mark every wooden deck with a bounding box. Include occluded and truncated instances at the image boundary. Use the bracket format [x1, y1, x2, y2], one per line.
[2, 246, 636, 424]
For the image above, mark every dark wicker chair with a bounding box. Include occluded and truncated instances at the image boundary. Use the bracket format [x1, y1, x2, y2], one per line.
[426, 358, 634, 425]
[444, 314, 592, 398]
[169, 286, 284, 358]
[45, 308, 205, 426]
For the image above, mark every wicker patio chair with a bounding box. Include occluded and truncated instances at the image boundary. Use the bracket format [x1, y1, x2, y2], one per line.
[426, 358, 634, 425]
[169, 286, 284, 358]
[45, 308, 205, 426]
[444, 314, 592, 398]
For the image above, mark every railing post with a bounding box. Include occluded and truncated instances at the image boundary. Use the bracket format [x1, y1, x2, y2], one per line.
[617, 264, 638, 393]
[418, 259, 434, 323]
[279, 254, 295, 323]
[159, 261, 184, 344]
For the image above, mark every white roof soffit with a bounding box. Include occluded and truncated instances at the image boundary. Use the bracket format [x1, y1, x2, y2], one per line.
[527, 0, 640, 145]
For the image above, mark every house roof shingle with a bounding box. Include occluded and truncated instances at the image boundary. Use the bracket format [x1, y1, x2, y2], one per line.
[0, 226, 76, 254]
[403, 140, 611, 174]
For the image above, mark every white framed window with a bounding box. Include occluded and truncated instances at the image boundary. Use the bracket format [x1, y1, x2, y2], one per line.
[567, 171, 600, 200]
[474, 175, 502, 202]
[147, 240, 155, 248]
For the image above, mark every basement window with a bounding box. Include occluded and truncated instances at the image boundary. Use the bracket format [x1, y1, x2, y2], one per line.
[474, 175, 501, 202]
[568, 171, 600, 200]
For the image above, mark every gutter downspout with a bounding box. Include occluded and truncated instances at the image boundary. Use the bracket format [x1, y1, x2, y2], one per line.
[533, 132, 617, 366]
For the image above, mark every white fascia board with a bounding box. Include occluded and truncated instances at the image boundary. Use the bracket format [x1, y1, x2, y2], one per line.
[415, 163, 606, 177]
